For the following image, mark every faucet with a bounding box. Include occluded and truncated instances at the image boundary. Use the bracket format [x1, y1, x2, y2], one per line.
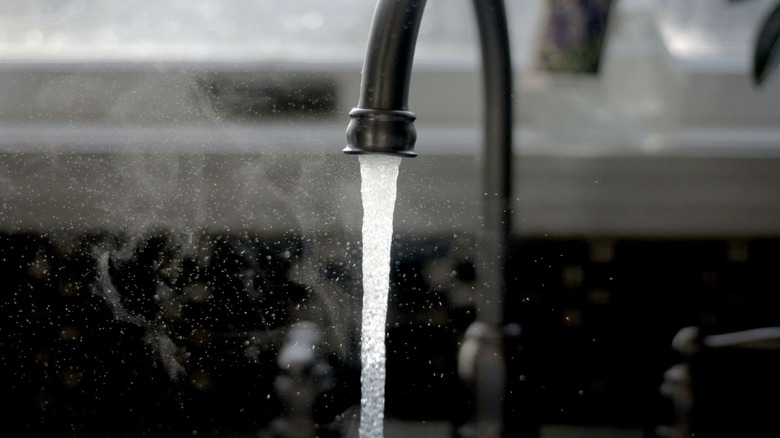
[344, 1, 514, 437]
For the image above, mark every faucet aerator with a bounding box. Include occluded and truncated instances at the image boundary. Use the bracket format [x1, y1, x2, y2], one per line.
[344, 108, 418, 157]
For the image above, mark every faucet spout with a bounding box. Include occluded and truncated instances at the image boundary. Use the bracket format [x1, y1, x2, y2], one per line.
[345, 0, 514, 436]
[343, 0, 427, 157]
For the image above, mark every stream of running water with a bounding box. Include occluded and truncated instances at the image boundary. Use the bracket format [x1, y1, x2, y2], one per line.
[357, 155, 402, 438]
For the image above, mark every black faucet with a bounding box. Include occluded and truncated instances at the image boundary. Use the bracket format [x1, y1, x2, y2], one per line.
[344, 0, 514, 436]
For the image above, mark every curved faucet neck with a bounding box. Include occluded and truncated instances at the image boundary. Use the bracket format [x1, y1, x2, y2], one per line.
[358, 0, 427, 111]
[344, 0, 427, 158]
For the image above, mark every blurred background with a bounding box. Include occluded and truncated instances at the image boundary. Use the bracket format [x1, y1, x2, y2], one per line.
[1, 0, 780, 437]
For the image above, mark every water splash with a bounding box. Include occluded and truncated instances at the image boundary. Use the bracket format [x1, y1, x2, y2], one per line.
[358, 155, 402, 438]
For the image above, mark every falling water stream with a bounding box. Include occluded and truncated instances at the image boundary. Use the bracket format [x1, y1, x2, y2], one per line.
[358, 155, 402, 438]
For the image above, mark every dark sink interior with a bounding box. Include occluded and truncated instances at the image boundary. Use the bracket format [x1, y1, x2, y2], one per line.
[3, 231, 779, 436]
